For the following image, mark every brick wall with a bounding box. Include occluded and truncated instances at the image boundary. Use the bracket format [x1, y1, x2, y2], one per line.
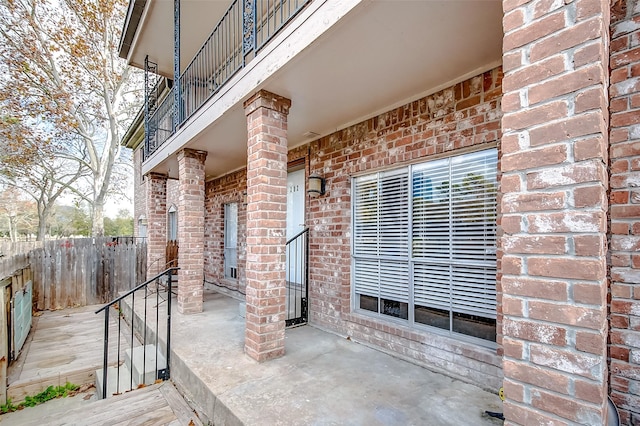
[197, 69, 503, 385]
[204, 169, 247, 294]
[243, 90, 291, 361]
[610, 1, 640, 424]
[167, 178, 179, 213]
[202, 148, 307, 295]
[501, 0, 610, 424]
[146, 173, 168, 276]
[308, 67, 504, 389]
[133, 146, 178, 244]
[177, 149, 207, 314]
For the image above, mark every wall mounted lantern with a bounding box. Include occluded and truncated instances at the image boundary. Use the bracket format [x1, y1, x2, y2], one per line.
[307, 173, 325, 198]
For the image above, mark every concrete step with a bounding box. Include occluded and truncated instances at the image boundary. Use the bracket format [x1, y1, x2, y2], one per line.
[95, 364, 135, 399]
[126, 344, 167, 386]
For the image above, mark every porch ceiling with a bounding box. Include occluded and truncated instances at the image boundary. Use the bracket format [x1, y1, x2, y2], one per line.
[130, 0, 503, 180]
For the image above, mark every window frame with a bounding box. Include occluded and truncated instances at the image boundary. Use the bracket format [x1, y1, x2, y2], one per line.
[350, 148, 498, 348]
[167, 205, 178, 241]
[224, 202, 239, 280]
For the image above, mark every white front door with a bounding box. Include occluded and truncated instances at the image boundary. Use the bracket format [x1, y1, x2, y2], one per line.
[286, 169, 305, 285]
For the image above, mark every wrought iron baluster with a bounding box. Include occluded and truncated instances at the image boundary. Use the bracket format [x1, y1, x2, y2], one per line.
[102, 309, 109, 399]
[166, 272, 173, 380]
[143, 285, 148, 384]
[116, 306, 121, 395]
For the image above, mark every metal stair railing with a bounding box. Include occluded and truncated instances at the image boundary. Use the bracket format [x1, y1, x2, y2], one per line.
[285, 228, 309, 326]
[95, 267, 178, 399]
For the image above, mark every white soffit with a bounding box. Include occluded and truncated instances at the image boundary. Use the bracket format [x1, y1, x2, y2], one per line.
[140, 0, 503, 179]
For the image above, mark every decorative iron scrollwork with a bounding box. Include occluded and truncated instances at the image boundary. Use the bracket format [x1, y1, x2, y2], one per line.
[242, 0, 255, 55]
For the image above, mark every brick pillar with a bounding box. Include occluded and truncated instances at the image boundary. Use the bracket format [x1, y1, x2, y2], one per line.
[177, 148, 207, 314]
[501, 1, 610, 425]
[609, 1, 640, 424]
[243, 90, 291, 362]
[146, 172, 168, 277]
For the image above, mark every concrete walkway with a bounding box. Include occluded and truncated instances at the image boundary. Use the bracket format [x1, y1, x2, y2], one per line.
[131, 289, 504, 425]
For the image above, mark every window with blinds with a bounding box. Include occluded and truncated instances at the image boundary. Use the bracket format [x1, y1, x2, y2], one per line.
[352, 148, 498, 342]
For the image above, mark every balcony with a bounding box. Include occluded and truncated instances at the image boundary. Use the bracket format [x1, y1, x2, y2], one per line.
[144, 0, 311, 161]
[126, 1, 503, 180]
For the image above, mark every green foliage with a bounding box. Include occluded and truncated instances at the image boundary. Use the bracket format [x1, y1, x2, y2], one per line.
[0, 382, 79, 413]
[104, 209, 133, 236]
[0, 399, 17, 414]
[49, 205, 91, 237]
[71, 207, 92, 236]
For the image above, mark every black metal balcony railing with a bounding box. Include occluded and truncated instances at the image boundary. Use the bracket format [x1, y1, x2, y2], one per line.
[144, 0, 311, 161]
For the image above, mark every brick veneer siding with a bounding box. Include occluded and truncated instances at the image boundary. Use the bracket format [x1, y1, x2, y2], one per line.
[167, 179, 180, 213]
[243, 90, 291, 361]
[501, 1, 610, 424]
[193, 69, 503, 384]
[610, 1, 640, 424]
[309, 67, 504, 389]
[146, 172, 168, 277]
[177, 149, 207, 314]
[204, 169, 247, 294]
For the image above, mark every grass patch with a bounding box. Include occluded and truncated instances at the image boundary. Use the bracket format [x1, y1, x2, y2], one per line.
[1, 382, 80, 413]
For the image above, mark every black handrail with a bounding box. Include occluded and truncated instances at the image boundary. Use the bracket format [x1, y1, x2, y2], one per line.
[285, 228, 309, 326]
[96, 267, 178, 399]
[95, 267, 178, 314]
[286, 227, 309, 245]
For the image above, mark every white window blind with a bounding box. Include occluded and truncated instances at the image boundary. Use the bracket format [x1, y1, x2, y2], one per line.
[352, 148, 498, 340]
[412, 149, 497, 319]
[353, 168, 409, 304]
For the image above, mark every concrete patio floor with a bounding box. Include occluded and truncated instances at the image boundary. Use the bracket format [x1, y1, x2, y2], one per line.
[128, 288, 504, 425]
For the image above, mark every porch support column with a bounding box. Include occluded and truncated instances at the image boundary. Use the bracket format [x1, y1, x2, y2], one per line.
[500, 1, 609, 425]
[243, 90, 291, 362]
[145, 172, 168, 277]
[177, 148, 207, 314]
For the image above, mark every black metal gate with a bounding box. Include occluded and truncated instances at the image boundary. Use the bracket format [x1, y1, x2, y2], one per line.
[285, 228, 309, 327]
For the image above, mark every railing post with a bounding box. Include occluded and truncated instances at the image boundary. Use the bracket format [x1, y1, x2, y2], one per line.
[304, 228, 309, 320]
[102, 308, 109, 399]
[166, 271, 172, 379]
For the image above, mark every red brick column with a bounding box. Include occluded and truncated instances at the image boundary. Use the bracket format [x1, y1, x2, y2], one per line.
[243, 90, 291, 362]
[501, 1, 610, 424]
[609, 1, 640, 424]
[177, 148, 207, 314]
[146, 172, 168, 277]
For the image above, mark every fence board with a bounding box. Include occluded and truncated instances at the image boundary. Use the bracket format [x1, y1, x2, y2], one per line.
[0, 254, 29, 282]
[0, 241, 42, 257]
[23, 238, 147, 311]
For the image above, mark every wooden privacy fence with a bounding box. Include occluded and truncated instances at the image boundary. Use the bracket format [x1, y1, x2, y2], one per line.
[0, 241, 42, 257]
[29, 237, 147, 311]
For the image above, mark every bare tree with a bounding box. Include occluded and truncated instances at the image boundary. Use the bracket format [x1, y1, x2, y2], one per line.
[1, 144, 87, 240]
[0, 0, 142, 236]
[0, 187, 37, 241]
